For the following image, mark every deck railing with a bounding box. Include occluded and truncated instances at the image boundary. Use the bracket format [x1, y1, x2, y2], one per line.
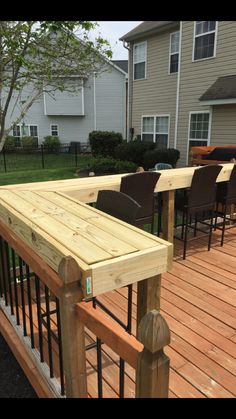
[0, 215, 171, 398]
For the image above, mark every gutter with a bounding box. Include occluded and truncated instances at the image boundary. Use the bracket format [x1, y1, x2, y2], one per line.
[123, 41, 132, 141]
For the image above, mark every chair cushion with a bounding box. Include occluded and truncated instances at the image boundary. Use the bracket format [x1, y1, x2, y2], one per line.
[203, 148, 236, 161]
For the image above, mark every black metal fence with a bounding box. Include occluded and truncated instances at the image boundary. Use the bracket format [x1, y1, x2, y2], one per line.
[0, 143, 91, 173]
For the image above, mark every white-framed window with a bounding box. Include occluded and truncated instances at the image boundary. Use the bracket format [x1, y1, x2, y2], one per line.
[13, 124, 38, 145]
[169, 31, 180, 74]
[193, 21, 217, 61]
[187, 111, 211, 163]
[133, 42, 147, 80]
[51, 124, 59, 136]
[142, 115, 170, 148]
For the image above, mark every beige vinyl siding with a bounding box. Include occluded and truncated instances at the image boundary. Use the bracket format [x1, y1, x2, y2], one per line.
[177, 21, 236, 165]
[129, 27, 179, 147]
[211, 105, 236, 145]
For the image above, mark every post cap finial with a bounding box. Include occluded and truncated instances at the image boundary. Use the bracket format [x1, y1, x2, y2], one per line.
[137, 310, 170, 353]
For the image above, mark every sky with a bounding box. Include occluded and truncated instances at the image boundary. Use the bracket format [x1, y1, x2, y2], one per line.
[88, 21, 142, 60]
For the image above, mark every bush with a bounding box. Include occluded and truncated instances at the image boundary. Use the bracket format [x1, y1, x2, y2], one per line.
[21, 136, 38, 148]
[143, 148, 180, 169]
[89, 131, 123, 157]
[4, 136, 17, 148]
[43, 135, 61, 152]
[86, 157, 137, 175]
[115, 140, 156, 166]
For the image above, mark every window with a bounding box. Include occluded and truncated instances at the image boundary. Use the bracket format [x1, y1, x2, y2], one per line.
[133, 42, 146, 80]
[193, 21, 217, 61]
[51, 125, 59, 136]
[13, 124, 38, 143]
[169, 32, 180, 73]
[188, 112, 211, 162]
[142, 116, 169, 148]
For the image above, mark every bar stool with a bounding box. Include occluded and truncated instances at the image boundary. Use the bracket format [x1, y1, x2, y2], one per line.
[120, 171, 161, 233]
[174, 165, 222, 259]
[214, 164, 236, 246]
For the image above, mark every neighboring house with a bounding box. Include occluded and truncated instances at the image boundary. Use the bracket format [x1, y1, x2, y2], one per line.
[7, 60, 128, 147]
[120, 21, 236, 166]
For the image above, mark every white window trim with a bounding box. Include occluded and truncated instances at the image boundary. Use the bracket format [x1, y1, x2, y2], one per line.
[186, 110, 212, 164]
[133, 41, 147, 81]
[192, 21, 218, 62]
[50, 124, 59, 136]
[13, 124, 39, 138]
[141, 114, 170, 147]
[168, 31, 180, 75]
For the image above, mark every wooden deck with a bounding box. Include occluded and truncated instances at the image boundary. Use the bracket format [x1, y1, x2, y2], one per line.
[91, 226, 236, 398]
[1, 226, 236, 398]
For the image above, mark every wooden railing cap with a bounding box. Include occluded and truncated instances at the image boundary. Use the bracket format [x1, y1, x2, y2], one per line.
[137, 310, 170, 353]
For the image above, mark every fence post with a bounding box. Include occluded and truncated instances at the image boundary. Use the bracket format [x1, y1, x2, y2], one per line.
[41, 145, 45, 169]
[75, 143, 78, 167]
[135, 310, 170, 398]
[3, 147, 7, 173]
[58, 256, 87, 398]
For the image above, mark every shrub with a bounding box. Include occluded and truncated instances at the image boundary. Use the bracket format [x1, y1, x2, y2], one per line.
[21, 136, 38, 148]
[115, 140, 156, 166]
[143, 148, 180, 169]
[43, 135, 61, 152]
[86, 157, 136, 175]
[89, 131, 123, 157]
[4, 136, 17, 148]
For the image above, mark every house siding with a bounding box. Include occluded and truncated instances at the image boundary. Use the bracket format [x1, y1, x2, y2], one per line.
[6, 64, 127, 145]
[129, 26, 179, 147]
[211, 105, 236, 145]
[177, 21, 236, 165]
[128, 20, 236, 167]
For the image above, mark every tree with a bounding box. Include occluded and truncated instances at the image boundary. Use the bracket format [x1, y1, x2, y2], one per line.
[0, 21, 112, 151]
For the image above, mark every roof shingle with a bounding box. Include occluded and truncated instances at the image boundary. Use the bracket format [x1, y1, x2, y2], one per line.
[199, 75, 236, 101]
[120, 21, 179, 41]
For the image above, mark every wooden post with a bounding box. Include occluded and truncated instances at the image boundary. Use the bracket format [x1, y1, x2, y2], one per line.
[58, 256, 87, 398]
[161, 190, 175, 243]
[136, 310, 170, 398]
[136, 275, 161, 336]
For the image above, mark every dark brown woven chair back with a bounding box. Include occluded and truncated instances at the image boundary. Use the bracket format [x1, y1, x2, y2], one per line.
[120, 172, 161, 221]
[188, 165, 222, 212]
[96, 190, 141, 225]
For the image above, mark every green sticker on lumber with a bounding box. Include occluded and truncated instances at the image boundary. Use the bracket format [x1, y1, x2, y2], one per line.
[86, 277, 92, 294]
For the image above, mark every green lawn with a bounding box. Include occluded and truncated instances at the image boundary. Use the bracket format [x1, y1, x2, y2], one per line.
[0, 154, 93, 186]
[0, 152, 92, 173]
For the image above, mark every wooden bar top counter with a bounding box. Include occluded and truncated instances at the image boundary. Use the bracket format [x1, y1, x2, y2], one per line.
[0, 189, 172, 299]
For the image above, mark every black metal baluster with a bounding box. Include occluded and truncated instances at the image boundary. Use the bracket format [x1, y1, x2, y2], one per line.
[45, 285, 54, 378]
[127, 284, 133, 334]
[26, 265, 35, 348]
[11, 249, 20, 325]
[55, 297, 65, 396]
[0, 237, 8, 306]
[19, 256, 27, 336]
[5, 242, 14, 315]
[119, 359, 125, 398]
[35, 275, 44, 363]
[0, 237, 4, 298]
[93, 297, 103, 398]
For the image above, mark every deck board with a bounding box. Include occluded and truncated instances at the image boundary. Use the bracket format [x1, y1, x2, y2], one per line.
[1, 227, 236, 398]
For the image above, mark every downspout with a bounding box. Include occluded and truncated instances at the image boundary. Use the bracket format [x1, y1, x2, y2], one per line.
[93, 71, 97, 130]
[123, 40, 131, 141]
[174, 21, 182, 150]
